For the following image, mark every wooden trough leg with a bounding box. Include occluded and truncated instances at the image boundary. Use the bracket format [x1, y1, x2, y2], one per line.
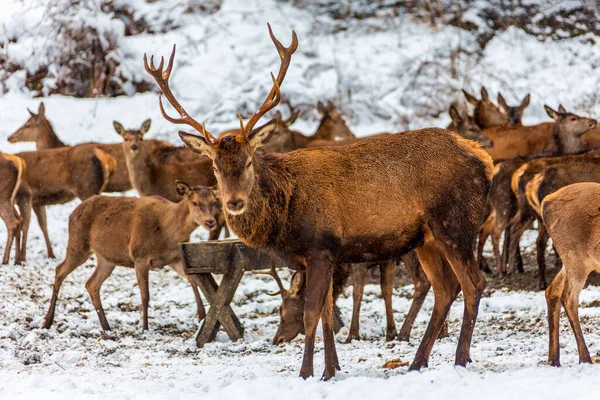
[190, 265, 245, 347]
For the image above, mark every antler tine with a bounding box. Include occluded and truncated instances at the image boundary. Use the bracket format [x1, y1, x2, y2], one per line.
[254, 259, 287, 296]
[239, 24, 298, 138]
[144, 44, 217, 144]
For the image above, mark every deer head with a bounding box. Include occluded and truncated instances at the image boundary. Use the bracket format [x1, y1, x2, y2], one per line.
[144, 24, 298, 215]
[256, 265, 306, 344]
[544, 105, 597, 137]
[8, 102, 51, 144]
[498, 92, 530, 125]
[462, 87, 510, 128]
[114, 119, 152, 156]
[448, 103, 482, 141]
[314, 100, 355, 141]
[175, 181, 221, 231]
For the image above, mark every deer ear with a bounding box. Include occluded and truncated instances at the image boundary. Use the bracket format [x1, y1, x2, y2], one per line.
[175, 180, 191, 197]
[113, 121, 126, 136]
[317, 101, 327, 114]
[558, 104, 567, 114]
[179, 131, 215, 158]
[449, 105, 461, 122]
[462, 89, 478, 106]
[497, 93, 508, 111]
[288, 271, 305, 297]
[544, 105, 559, 120]
[140, 119, 151, 135]
[27, 108, 36, 117]
[38, 102, 45, 116]
[520, 94, 531, 109]
[247, 118, 278, 148]
[286, 110, 299, 126]
[480, 87, 489, 102]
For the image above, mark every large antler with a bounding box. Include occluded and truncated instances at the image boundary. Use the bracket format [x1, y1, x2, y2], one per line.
[237, 23, 298, 141]
[255, 259, 287, 296]
[143, 45, 217, 144]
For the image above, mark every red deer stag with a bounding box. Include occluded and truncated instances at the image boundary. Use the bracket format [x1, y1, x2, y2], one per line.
[145, 24, 493, 379]
[43, 181, 221, 330]
[7, 104, 196, 192]
[542, 182, 600, 366]
[0, 153, 25, 264]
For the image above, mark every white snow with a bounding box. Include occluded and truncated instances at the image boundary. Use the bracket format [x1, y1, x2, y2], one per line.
[1, 0, 600, 398]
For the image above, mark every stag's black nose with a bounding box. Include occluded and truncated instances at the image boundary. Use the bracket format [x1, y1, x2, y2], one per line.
[205, 220, 216, 229]
[131, 144, 139, 151]
[227, 199, 245, 212]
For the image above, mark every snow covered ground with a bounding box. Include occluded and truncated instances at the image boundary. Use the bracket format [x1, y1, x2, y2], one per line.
[2, 0, 600, 398]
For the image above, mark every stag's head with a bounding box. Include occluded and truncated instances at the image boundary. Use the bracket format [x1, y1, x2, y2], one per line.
[114, 119, 152, 156]
[544, 105, 597, 136]
[8, 102, 50, 144]
[498, 92, 530, 125]
[144, 24, 298, 215]
[256, 266, 306, 344]
[175, 181, 221, 231]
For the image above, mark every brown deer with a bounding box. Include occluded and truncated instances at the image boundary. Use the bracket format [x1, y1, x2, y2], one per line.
[7, 103, 194, 192]
[463, 87, 529, 129]
[0, 153, 25, 264]
[43, 181, 222, 330]
[483, 105, 596, 161]
[115, 120, 217, 203]
[263, 252, 448, 344]
[525, 159, 600, 289]
[542, 182, 600, 366]
[145, 25, 492, 379]
[14, 146, 115, 260]
[447, 102, 489, 146]
[504, 150, 600, 278]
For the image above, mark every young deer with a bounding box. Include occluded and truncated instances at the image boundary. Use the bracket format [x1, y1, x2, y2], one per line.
[43, 181, 222, 330]
[145, 25, 492, 379]
[542, 182, 600, 366]
[0, 153, 25, 264]
[264, 252, 447, 344]
[14, 146, 115, 260]
[7, 103, 194, 192]
[115, 120, 217, 203]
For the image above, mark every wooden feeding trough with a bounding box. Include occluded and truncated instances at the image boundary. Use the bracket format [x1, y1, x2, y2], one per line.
[180, 239, 286, 347]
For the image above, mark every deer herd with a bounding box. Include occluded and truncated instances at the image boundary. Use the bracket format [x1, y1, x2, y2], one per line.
[1, 24, 599, 378]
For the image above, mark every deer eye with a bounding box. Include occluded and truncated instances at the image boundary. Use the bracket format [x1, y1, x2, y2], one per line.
[246, 161, 252, 168]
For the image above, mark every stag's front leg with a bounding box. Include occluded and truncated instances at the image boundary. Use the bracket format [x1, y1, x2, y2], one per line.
[321, 278, 340, 379]
[299, 253, 334, 380]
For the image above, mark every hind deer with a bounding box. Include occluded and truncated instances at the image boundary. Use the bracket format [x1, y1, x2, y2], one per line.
[43, 181, 222, 330]
[542, 182, 600, 366]
[463, 87, 529, 129]
[0, 153, 25, 265]
[145, 24, 492, 379]
[447, 102, 488, 145]
[7, 103, 196, 192]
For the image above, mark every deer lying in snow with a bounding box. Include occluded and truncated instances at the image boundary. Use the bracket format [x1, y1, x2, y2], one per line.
[0, 153, 25, 264]
[43, 181, 223, 330]
[146, 25, 492, 379]
[263, 251, 448, 344]
[542, 182, 600, 366]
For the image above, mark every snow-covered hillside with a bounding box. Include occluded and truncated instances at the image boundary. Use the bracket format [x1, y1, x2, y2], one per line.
[2, 1, 600, 399]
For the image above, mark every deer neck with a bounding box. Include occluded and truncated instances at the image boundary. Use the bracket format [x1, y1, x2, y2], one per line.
[552, 123, 585, 155]
[164, 200, 198, 242]
[123, 144, 154, 196]
[224, 155, 294, 248]
[37, 120, 67, 149]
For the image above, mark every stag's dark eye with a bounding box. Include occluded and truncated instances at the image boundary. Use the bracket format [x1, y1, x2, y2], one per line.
[246, 161, 253, 168]
[192, 202, 198, 206]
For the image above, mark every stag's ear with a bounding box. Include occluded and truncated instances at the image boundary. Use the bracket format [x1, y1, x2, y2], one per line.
[558, 104, 567, 114]
[27, 108, 36, 117]
[247, 118, 278, 149]
[544, 105, 559, 120]
[317, 101, 327, 114]
[179, 131, 215, 158]
[286, 110, 300, 126]
[326, 100, 336, 111]
[113, 121, 126, 136]
[38, 102, 45, 116]
[480, 87, 489, 102]
[520, 94, 531, 110]
[497, 93, 508, 111]
[139, 119, 151, 135]
[462, 89, 478, 106]
[175, 180, 192, 197]
[449, 105, 461, 122]
[288, 271, 305, 297]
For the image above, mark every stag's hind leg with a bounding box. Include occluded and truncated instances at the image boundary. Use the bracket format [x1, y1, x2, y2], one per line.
[545, 268, 565, 366]
[560, 262, 592, 364]
[380, 261, 398, 341]
[43, 248, 92, 328]
[344, 263, 367, 343]
[398, 252, 431, 342]
[410, 242, 460, 371]
[85, 255, 116, 331]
